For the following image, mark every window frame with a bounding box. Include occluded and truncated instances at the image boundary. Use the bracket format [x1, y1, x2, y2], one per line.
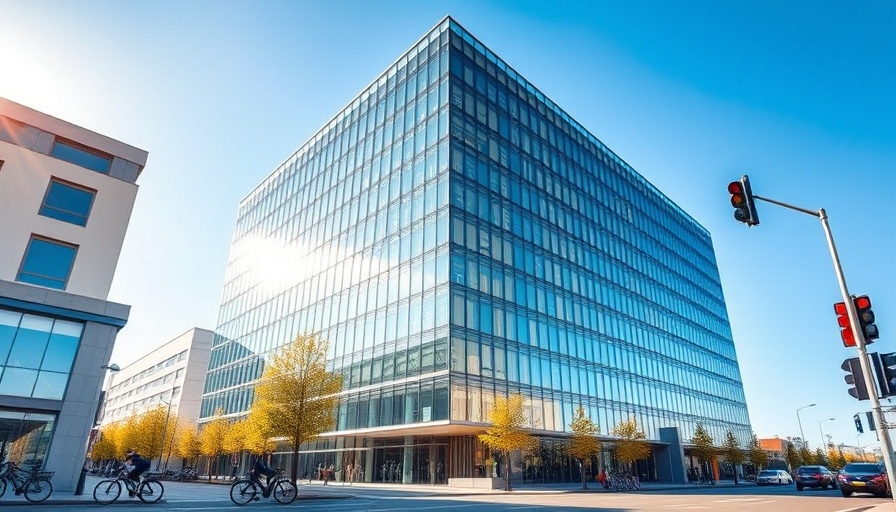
[16, 235, 79, 290]
[38, 177, 97, 227]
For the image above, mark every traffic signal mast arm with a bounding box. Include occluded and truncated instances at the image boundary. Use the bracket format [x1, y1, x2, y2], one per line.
[734, 179, 896, 503]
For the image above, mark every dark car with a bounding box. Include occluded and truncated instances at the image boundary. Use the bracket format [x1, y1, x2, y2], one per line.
[838, 462, 891, 497]
[795, 465, 836, 491]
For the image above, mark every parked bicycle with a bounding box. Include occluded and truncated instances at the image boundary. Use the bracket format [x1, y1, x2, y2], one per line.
[229, 469, 297, 505]
[0, 461, 54, 503]
[93, 469, 164, 504]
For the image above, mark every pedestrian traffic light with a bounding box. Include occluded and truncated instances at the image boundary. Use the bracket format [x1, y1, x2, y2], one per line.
[854, 295, 880, 342]
[867, 411, 877, 431]
[727, 175, 760, 226]
[875, 352, 896, 398]
[854, 413, 864, 433]
[835, 301, 856, 347]
[843, 357, 870, 400]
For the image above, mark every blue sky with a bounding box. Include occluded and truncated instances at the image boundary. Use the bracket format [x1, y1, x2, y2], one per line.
[2, 0, 894, 451]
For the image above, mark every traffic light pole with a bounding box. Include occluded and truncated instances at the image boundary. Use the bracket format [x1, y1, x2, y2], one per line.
[754, 196, 896, 502]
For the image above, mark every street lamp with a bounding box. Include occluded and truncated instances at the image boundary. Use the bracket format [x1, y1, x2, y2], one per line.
[796, 403, 816, 449]
[819, 418, 835, 448]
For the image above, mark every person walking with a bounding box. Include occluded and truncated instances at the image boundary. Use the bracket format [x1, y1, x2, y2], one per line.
[344, 462, 353, 486]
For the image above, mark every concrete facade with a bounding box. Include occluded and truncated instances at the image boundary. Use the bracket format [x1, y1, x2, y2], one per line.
[0, 97, 147, 492]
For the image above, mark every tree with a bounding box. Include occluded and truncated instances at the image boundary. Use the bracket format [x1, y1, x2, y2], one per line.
[567, 405, 600, 490]
[785, 443, 803, 472]
[691, 423, 716, 482]
[199, 408, 229, 480]
[798, 444, 813, 466]
[92, 422, 124, 461]
[720, 430, 745, 484]
[250, 333, 343, 482]
[814, 447, 829, 467]
[612, 416, 651, 475]
[245, 406, 277, 455]
[746, 433, 768, 474]
[478, 393, 538, 491]
[177, 423, 202, 468]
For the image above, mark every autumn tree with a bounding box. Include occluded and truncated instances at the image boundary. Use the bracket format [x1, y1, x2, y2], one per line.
[567, 405, 601, 490]
[199, 408, 229, 480]
[814, 447, 829, 467]
[720, 430, 745, 484]
[250, 333, 343, 482]
[177, 422, 202, 468]
[612, 416, 651, 476]
[691, 423, 716, 482]
[746, 433, 768, 473]
[478, 393, 538, 491]
[92, 422, 125, 461]
[245, 406, 277, 455]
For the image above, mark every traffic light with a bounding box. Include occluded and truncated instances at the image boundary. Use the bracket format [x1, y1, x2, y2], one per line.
[835, 301, 856, 347]
[875, 352, 896, 398]
[727, 175, 760, 226]
[854, 295, 880, 342]
[854, 413, 864, 433]
[842, 357, 870, 400]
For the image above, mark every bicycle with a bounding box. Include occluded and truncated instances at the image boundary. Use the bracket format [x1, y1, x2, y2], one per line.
[0, 461, 54, 503]
[229, 469, 297, 505]
[92, 469, 164, 504]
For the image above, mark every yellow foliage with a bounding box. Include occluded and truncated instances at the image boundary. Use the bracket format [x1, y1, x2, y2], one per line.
[568, 405, 601, 463]
[199, 408, 229, 458]
[250, 333, 342, 480]
[478, 393, 538, 491]
[177, 423, 202, 462]
[612, 416, 652, 466]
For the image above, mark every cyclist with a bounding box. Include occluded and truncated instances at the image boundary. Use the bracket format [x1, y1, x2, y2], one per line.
[124, 449, 151, 496]
[252, 453, 277, 488]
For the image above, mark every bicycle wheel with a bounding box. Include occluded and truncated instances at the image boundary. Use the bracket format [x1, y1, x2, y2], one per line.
[138, 479, 164, 503]
[230, 479, 259, 505]
[0, 477, 6, 498]
[272, 479, 297, 504]
[93, 479, 121, 504]
[24, 477, 52, 503]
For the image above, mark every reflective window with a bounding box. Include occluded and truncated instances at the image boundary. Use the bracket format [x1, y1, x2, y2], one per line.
[50, 139, 111, 174]
[0, 309, 82, 400]
[39, 179, 96, 226]
[17, 236, 78, 290]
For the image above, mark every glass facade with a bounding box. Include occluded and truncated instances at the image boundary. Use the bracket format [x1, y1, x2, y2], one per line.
[202, 17, 751, 483]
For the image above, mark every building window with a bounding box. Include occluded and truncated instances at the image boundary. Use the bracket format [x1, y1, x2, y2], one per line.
[0, 309, 83, 400]
[50, 139, 111, 174]
[38, 179, 96, 226]
[17, 236, 78, 290]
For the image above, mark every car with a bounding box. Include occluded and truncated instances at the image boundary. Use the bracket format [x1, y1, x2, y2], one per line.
[756, 469, 793, 486]
[795, 465, 837, 490]
[838, 462, 891, 497]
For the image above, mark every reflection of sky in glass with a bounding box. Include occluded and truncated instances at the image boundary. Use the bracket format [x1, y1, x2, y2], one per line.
[0, 310, 21, 366]
[0, 367, 37, 397]
[7, 315, 52, 368]
[0, 308, 84, 399]
[33, 371, 68, 400]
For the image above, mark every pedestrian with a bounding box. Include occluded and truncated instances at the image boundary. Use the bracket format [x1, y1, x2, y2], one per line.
[345, 462, 353, 486]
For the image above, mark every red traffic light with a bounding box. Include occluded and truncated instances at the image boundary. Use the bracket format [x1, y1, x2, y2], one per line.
[727, 176, 759, 226]
[855, 296, 872, 310]
[834, 301, 856, 347]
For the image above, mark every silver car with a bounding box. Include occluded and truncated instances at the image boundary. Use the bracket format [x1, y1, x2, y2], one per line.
[756, 469, 793, 486]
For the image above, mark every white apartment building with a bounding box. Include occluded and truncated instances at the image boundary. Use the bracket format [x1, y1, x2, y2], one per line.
[101, 328, 214, 427]
[0, 97, 147, 492]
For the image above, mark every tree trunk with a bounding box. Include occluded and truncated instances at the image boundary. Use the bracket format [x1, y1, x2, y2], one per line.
[504, 451, 512, 491]
[581, 459, 588, 490]
[290, 445, 300, 483]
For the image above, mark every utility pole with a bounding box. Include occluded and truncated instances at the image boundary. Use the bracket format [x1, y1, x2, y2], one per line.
[749, 192, 896, 503]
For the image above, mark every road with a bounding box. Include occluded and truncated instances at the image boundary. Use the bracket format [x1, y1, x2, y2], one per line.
[0, 479, 889, 512]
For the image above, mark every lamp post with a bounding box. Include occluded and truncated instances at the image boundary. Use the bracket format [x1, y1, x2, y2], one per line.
[156, 394, 174, 471]
[819, 418, 835, 449]
[75, 363, 120, 495]
[796, 403, 816, 449]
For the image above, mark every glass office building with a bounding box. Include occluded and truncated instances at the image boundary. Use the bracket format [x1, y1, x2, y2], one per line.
[201, 17, 752, 484]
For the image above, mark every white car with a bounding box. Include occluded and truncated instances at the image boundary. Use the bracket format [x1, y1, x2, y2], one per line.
[756, 469, 793, 486]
